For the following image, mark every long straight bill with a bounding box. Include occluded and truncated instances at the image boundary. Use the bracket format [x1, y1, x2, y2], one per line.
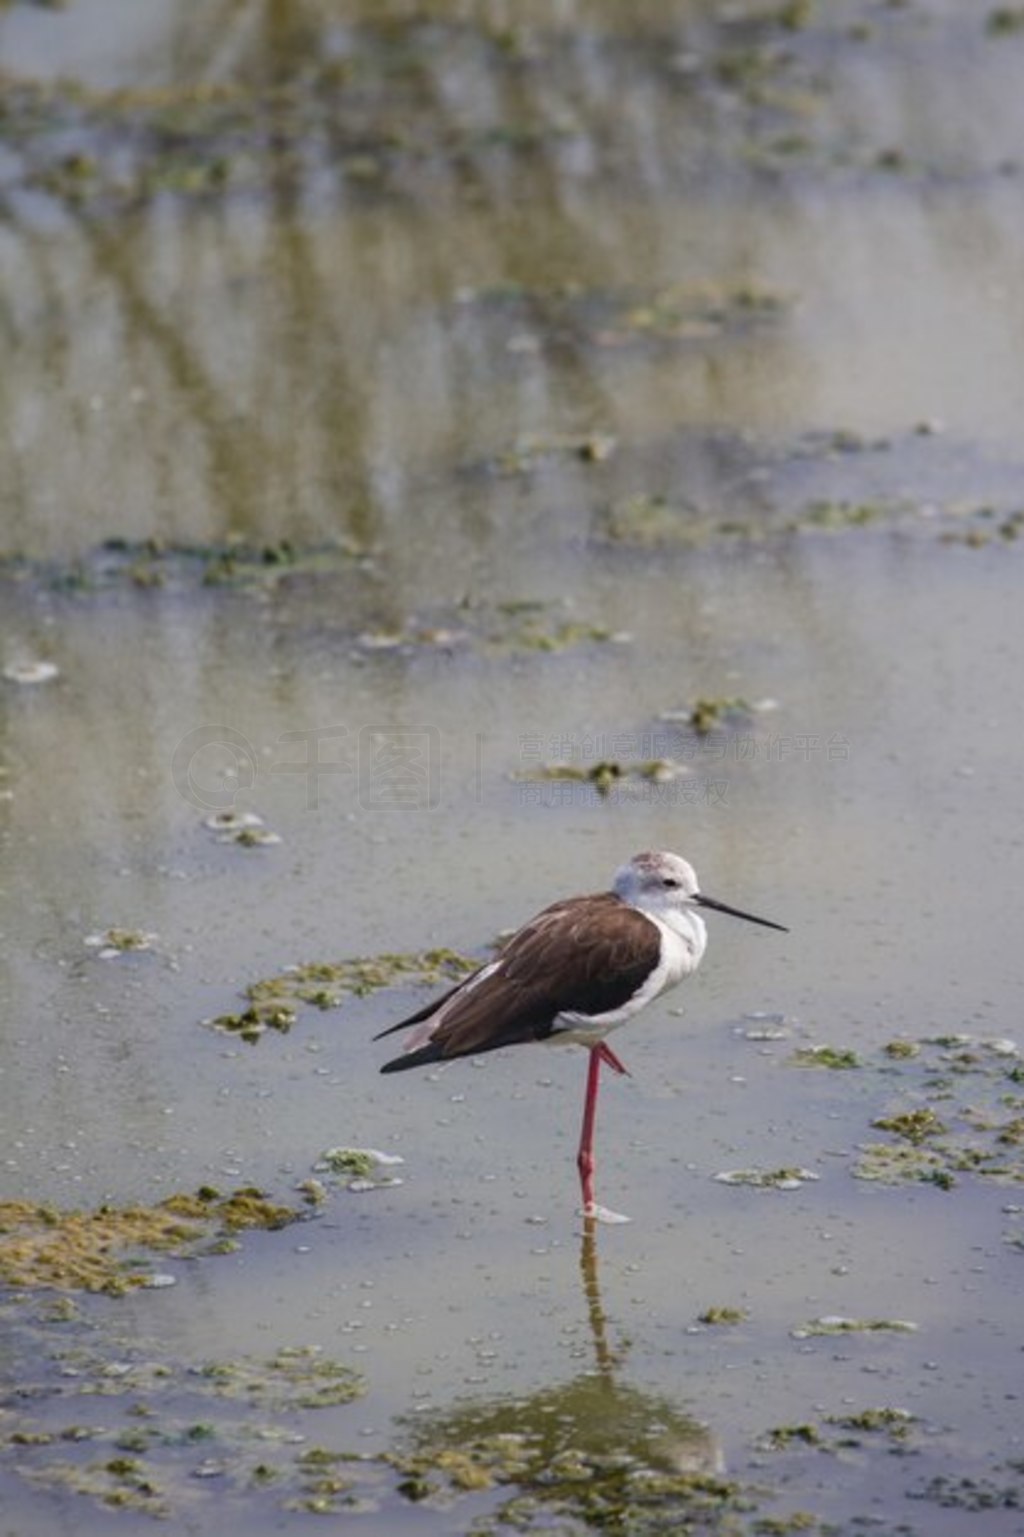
[695, 893, 788, 932]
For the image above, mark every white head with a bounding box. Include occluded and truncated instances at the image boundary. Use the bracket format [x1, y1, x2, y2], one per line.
[613, 851, 787, 932]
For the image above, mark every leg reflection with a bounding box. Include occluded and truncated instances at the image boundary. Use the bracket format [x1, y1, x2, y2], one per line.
[579, 1216, 623, 1375]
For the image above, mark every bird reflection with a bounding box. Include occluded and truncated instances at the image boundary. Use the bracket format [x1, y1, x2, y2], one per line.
[393, 1223, 724, 1515]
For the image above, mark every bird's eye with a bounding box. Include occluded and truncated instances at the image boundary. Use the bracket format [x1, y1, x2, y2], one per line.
[662, 876, 681, 889]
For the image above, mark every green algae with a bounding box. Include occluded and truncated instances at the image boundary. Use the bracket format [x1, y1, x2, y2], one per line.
[791, 1316, 918, 1338]
[760, 1424, 821, 1450]
[872, 1107, 947, 1144]
[388, 1375, 740, 1534]
[2, 1337, 365, 1522]
[0, 1187, 303, 1295]
[515, 756, 690, 799]
[313, 1147, 404, 1191]
[883, 1038, 921, 1059]
[210, 946, 477, 1041]
[353, 597, 626, 657]
[852, 1034, 1024, 1188]
[687, 696, 755, 735]
[0, 536, 364, 595]
[714, 1167, 819, 1189]
[84, 927, 158, 958]
[828, 1406, 915, 1438]
[698, 1305, 748, 1326]
[790, 1044, 861, 1070]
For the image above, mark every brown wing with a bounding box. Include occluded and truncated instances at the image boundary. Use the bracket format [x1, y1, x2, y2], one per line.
[378, 893, 660, 1073]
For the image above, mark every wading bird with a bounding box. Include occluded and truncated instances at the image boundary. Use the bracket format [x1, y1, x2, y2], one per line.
[376, 851, 787, 1221]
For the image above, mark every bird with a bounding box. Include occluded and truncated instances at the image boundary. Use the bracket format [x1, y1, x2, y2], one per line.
[376, 850, 788, 1222]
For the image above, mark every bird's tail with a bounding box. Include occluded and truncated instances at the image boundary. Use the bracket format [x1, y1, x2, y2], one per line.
[379, 1041, 446, 1074]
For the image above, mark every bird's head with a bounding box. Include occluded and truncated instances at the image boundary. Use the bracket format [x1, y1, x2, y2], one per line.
[614, 850, 788, 932]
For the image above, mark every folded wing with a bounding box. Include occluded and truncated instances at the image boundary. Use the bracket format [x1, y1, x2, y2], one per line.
[377, 893, 660, 1073]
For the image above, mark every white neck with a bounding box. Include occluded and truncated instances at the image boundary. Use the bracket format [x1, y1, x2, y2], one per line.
[625, 892, 708, 969]
[657, 904, 708, 966]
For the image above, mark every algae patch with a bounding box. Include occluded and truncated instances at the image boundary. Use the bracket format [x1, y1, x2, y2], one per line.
[698, 1306, 748, 1326]
[386, 1376, 736, 1533]
[0, 1187, 303, 1296]
[514, 756, 691, 800]
[2, 1336, 364, 1522]
[314, 1147, 405, 1192]
[790, 1316, 918, 1339]
[852, 1034, 1024, 1188]
[84, 927, 158, 960]
[714, 1167, 819, 1190]
[209, 947, 477, 1041]
[789, 1044, 861, 1070]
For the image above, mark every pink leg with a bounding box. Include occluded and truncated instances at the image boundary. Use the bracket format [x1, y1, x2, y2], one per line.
[577, 1047, 603, 1215]
[596, 1041, 629, 1076]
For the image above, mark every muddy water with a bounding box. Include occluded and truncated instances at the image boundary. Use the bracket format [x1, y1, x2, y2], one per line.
[2, 3, 1024, 1533]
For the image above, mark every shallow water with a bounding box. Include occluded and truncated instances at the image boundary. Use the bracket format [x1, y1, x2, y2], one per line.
[2, 3, 1024, 1533]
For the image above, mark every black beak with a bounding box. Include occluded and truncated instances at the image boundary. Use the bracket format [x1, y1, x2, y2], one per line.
[695, 893, 788, 933]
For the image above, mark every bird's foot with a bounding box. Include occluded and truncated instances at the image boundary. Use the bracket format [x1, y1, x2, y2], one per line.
[580, 1202, 632, 1225]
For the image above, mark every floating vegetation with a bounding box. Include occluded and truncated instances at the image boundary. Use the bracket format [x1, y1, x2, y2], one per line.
[790, 1044, 861, 1070]
[508, 618, 625, 653]
[758, 1424, 822, 1450]
[698, 1306, 748, 1326]
[84, 927, 158, 960]
[202, 809, 283, 848]
[795, 499, 883, 530]
[208, 947, 477, 1042]
[760, 1407, 917, 1454]
[514, 756, 690, 799]
[828, 1407, 915, 1438]
[688, 697, 755, 736]
[790, 1316, 918, 1339]
[657, 696, 777, 735]
[883, 1038, 921, 1059]
[714, 1167, 819, 1190]
[0, 1187, 302, 1296]
[872, 1108, 947, 1145]
[353, 598, 628, 658]
[851, 1034, 1024, 1189]
[387, 1376, 734, 1533]
[0, 536, 364, 596]
[909, 1470, 1024, 1510]
[1, 1338, 364, 1522]
[314, 1147, 405, 1191]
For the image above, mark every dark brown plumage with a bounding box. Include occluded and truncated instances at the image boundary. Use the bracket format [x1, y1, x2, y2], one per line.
[375, 892, 662, 1073]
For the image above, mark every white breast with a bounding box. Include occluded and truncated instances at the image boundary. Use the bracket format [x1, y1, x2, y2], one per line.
[552, 910, 705, 1046]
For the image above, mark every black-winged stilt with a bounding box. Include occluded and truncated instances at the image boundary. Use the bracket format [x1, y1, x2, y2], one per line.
[377, 851, 787, 1222]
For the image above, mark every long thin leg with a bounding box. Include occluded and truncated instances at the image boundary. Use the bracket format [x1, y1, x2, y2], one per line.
[577, 1044, 632, 1223]
[596, 1040, 629, 1076]
[577, 1046, 603, 1216]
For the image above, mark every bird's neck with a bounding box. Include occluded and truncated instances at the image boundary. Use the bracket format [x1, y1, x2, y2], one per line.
[630, 899, 708, 966]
